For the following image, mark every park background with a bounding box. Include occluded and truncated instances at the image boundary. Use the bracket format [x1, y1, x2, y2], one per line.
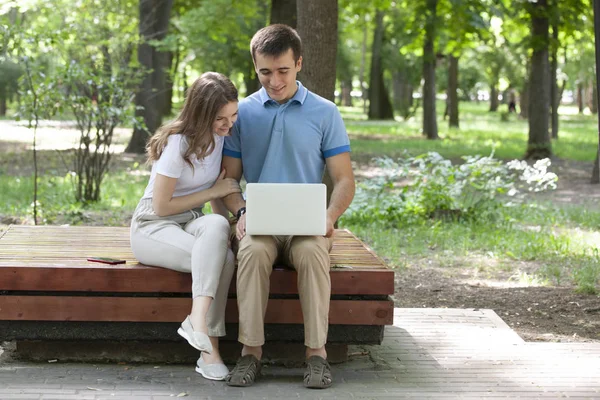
[0, 0, 599, 343]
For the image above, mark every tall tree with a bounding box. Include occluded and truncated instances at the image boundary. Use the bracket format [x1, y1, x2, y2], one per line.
[447, 55, 459, 127]
[296, 0, 338, 210]
[422, 0, 439, 139]
[368, 10, 394, 120]
[296, 0, 338, 101]
[525, 0, 552, 159]
[550, 16, 560, 139]
[271, 0, 297, 27]
[125, 0, 173, 154]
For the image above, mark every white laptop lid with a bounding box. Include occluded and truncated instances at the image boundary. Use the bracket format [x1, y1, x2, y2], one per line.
[245, 183, 326, 236]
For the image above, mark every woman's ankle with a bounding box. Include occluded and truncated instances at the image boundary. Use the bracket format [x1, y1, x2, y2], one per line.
[189, 317, 208, 333]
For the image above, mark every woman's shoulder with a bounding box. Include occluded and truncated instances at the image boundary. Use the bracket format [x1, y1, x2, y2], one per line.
[166, 133, 190, 151]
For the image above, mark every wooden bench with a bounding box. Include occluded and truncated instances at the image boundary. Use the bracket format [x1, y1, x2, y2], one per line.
[0, 225, 394, 361]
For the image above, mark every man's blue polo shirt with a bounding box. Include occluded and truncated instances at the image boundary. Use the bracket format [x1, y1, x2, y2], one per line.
[223, 81, 351, 184]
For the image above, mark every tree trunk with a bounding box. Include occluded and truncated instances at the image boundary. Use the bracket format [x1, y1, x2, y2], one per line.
[0, 86, 6, 116]
[489, 85, 499, 111]
[182, 64, 188, 97]
[244, 63, 260, 96]
[163, 51, 174, 117]
[125, 0, 173, 154]
[525, 0, 552, 159]
[550, 21, 559, 139]
[422, 0, 439, 139]
[577, 82, 584, 113]
[151, 0, 172, 118]
[296, 0, 337, 101]
[359, 19, 368, 114]
[296, 0, 338, 213]
[166, 46, 180, 116]
[367, 10, 394, 120]
[448, 54, 459, 128]
[341, 79, 353, 106]
[271, 0, 297, 27]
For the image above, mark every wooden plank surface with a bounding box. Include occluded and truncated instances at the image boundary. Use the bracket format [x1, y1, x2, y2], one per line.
[363, 308, 600, 398]
[0, 296, 393, 325]
[0, 225, 394, 295]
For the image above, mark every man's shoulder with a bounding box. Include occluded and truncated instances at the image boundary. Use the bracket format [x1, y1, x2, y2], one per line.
[239, 91, 264, 108]
[303, 89, 339, 113]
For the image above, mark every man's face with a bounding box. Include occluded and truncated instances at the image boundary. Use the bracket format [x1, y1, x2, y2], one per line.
[254, 48, 302, 104]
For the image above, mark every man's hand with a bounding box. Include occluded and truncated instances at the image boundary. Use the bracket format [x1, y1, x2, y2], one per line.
[325, 215, 335, 238]
[236, 212, 247, 241]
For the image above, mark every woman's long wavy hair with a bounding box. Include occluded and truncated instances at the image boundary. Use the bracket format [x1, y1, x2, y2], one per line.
[146, 72, 238, 168]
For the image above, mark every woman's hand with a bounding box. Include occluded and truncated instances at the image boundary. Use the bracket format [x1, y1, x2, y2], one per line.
[211, 169, 241, 199]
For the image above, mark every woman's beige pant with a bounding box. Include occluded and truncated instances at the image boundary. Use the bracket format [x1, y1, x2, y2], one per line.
[130, 199, 235, 337]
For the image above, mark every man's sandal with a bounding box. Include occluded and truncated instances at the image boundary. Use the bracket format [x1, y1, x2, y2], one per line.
[225, 354, 262, 387]
[303, 355, 333, 389]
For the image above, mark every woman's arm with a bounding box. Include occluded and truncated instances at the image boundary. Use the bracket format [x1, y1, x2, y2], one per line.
[152, 171, 241, 217]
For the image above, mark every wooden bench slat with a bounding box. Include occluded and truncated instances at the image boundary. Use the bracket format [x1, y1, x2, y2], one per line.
[0, 296, 393, 325]
[0, 225, 395, 295]
[0, 266, 394, 295]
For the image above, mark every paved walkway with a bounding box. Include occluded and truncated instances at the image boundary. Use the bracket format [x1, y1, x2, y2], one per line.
[1, 308, 600, 399]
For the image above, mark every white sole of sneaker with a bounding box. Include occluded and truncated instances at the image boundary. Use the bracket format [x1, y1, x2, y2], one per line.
[195, 365, 228, 381]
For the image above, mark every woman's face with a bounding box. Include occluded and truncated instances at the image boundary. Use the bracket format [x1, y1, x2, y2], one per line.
[212, 101, 238, 137]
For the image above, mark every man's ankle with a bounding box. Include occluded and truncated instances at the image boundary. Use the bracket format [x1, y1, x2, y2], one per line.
[241, 345, 262, 360]
[306, 346, 327, 360]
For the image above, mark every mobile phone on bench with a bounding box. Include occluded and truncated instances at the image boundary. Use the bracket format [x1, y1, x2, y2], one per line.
[87, 257, 126, 265]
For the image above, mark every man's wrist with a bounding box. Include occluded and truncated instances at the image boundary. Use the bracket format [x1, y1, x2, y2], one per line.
[236, 207, 247, 220]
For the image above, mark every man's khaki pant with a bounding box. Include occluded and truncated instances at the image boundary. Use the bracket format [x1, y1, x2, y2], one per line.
[236, 234, 334, 349]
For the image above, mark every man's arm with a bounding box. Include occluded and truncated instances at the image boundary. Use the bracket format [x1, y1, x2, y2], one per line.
[324, 152, 355, 237]
[221, 155, 248, 239]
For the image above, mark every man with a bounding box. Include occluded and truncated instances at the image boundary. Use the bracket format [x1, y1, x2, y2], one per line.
[221, 24, 355, 389]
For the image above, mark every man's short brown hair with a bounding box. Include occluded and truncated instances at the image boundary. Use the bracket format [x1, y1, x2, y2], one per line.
[250, 24, 302, 62]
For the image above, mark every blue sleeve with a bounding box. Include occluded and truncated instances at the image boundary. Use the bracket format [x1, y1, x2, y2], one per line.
[322, 106, 351, 158]
[223, 120, 242, 158]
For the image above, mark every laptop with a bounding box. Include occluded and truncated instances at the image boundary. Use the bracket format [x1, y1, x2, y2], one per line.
[245, 183, 326, 236]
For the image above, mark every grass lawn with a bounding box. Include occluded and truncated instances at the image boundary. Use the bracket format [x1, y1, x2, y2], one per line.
[342, 101, 598, 162]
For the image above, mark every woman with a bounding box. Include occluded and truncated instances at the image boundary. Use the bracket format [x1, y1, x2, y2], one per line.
[130, 72, 240, 381]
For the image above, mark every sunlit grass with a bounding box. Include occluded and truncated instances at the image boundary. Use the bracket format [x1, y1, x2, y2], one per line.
[0, 170, 146, 225]
[342, 101, 598, 162]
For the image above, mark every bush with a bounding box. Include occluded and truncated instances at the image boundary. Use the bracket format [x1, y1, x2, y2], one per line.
[342, 152, 558, 226]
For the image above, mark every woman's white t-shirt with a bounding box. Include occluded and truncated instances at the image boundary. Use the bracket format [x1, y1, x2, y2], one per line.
[142, 134, 224, 201]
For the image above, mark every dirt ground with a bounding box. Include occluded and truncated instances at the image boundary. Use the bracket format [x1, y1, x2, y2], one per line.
[356, 158, 600, 343]
[1, 121, 600, 343]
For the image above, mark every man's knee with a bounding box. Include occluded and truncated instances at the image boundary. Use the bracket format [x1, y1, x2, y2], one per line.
[289, 236, 330, 271]
[237, 235, 277, 271]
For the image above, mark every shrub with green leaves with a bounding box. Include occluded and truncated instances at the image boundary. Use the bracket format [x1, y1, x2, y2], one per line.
[342, 152, 558, 226]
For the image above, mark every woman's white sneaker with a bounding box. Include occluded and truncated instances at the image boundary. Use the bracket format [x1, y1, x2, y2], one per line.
[196, 356, 229, 381]
[177, 316, 213, 354]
